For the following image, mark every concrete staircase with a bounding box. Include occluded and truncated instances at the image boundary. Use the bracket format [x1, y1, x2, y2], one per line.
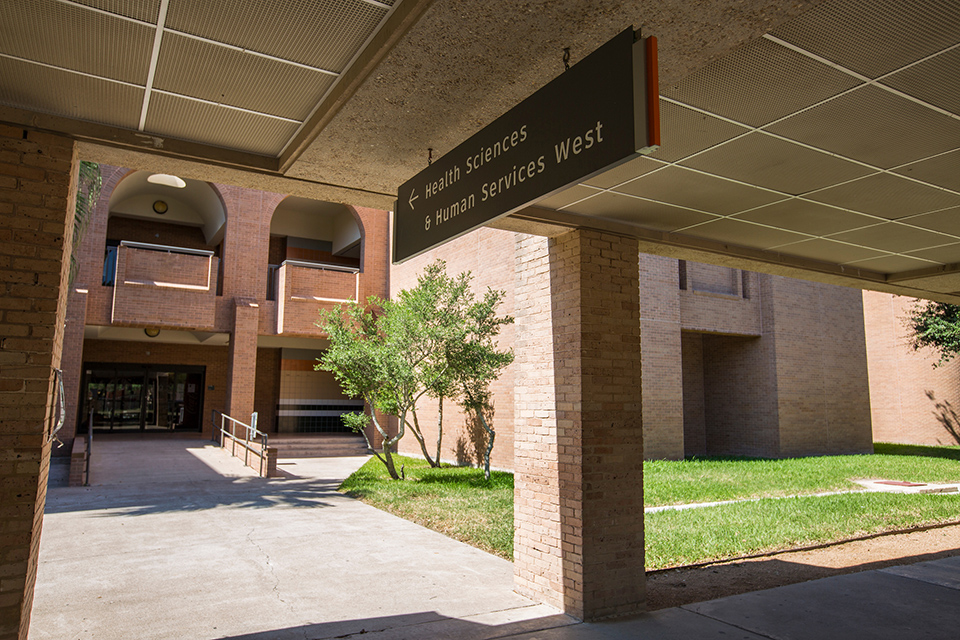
[269, 434, 370, 458]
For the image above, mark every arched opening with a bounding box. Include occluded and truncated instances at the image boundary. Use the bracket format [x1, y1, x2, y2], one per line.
[266, 196, 362, 300]
[266, 197, 366, 438]
[103, 171, 227, 291]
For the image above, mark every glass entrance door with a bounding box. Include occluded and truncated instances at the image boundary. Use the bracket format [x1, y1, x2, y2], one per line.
[80, 364, 205, 433]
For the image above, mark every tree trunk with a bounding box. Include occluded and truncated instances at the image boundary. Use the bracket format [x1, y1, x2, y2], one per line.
[475, 407, 495, 481]
[382, 446, 401, 480]
[407, 410, 437, 467]
[435, 394, 444, 467]
[372, 408, 403, 480]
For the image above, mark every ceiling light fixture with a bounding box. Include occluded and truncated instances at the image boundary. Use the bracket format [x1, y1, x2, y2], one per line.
[152, 200, 168, 214]
[144, 327, 161, 338]
[147, 173, 186, 188]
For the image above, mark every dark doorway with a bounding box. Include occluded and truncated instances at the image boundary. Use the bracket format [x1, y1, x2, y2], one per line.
[79, 363, 205, 433]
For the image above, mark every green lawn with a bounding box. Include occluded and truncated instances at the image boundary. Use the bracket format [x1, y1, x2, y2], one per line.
[338, 455, 515, 559]
[339, 443, 960, 568]
[644, 443, 960, 507]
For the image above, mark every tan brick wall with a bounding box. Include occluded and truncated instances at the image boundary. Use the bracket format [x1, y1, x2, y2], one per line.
[514, 230, 645, 621]
[0, 127, 77, 640]
[768, 277, 872, 457]
[513, 233, 563, 610]
[640, 254, 683, 460]
[679, 276, 761, 336]
[863, 291, 960, 446]
[681, 332, 707, 456]
[702, 331, 780, 456]
[685, 261, 740, 296]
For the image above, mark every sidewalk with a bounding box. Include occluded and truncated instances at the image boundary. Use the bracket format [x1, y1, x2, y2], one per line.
[30, 439, 566, 640]
[30, 439, 960, 639]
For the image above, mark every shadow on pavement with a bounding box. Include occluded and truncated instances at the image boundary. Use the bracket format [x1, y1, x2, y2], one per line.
[214, 610, 577, 640]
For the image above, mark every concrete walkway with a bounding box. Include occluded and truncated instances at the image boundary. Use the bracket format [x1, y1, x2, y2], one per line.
[30, 439, 960, 639]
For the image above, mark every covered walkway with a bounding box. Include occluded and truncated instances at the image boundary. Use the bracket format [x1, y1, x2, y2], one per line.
[30, 439, 960, 639]
[30, 440, 564, 640]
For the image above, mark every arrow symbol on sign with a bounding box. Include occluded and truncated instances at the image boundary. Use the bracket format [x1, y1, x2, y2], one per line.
[408, 189, 419, 211]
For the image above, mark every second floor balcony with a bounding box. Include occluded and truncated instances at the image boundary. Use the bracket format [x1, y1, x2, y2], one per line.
[110, 241, 219, 330]
[274, 260, 360, 335]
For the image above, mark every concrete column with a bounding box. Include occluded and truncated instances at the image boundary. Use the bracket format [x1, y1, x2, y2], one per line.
[0, 126, 79, 640]
[225, 298, 259, 429]
[514, 229, 645, 621]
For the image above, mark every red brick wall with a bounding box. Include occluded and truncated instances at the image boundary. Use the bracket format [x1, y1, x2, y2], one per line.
[60, 166, 392, 449]
[864, 291, 960, 446]
[0, 127, 78, 640]
[353, 207, 389, 303]
[111, 247, 218, 329]
[216, 185, 285, 303]
[226, 298, 260, 422]
[277, 264, 358, 335]
[106, 216, 212, 252]
[254, 348, 281, 434]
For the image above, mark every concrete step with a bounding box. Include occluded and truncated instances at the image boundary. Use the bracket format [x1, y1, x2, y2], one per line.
[270, 435, 370, 458]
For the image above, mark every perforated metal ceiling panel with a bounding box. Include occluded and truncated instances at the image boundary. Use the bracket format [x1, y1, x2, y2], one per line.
[2, 0, 960, 302]
[0, 0, 413, 160]
[524, 0, 960, 300]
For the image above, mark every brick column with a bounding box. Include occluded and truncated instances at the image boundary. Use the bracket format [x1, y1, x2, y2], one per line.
[0, 127, 79, 640]
[514, 229, 645, 621]
[225, 298, 259, 429]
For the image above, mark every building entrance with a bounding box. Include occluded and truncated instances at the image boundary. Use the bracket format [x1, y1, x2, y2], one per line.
[79, 363, 205, 433]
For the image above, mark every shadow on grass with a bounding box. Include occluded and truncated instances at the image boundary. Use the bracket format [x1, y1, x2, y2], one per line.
[681, 443, 960, 464]
[411, 470, 512, 489]
[874, 442, 960, 461]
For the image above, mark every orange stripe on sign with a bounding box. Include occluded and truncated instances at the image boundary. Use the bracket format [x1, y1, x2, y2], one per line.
[646, 36, 660, 148]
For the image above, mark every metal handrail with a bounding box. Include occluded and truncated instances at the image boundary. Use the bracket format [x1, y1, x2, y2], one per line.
[120, 240, 215, 257]
[281, 259, 359, 273]
[218, 411, 270, 477]
[47, 368, 65, 445]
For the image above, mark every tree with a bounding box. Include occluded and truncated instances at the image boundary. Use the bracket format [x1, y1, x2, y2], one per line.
[71, 161, 101, 284]
[398, 261, 472, 467]
[906, 300, 960, 367]
[316, 260, 514, 480]
[317, 299, 415, 480]
[447, 287, 514, 480]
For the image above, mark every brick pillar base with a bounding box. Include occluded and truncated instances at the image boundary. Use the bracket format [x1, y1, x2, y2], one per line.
[0, 127, 79, 640]
[514, 230, 644, 621]
[225, 298, 259, 426]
